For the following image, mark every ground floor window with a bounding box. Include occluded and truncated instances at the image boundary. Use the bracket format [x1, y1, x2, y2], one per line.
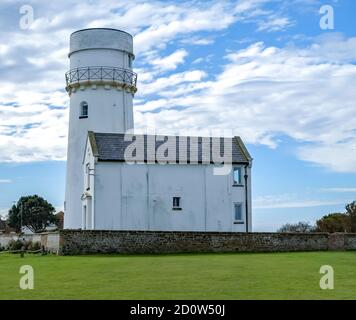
[173, 197, 182, 210]
[234, 203, 243, 222]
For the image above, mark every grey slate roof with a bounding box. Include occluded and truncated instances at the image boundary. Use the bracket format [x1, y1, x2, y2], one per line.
[89, 132, 252, 164]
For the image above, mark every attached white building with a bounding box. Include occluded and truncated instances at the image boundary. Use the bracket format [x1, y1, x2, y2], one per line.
[64, 28, 253, 232]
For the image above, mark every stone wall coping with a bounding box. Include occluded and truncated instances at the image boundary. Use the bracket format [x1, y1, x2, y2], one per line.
[60, 229, 330, 236]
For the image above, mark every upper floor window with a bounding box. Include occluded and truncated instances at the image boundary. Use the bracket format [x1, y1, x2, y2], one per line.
[233, 167, 242, 185]
[80, 101, 88, 118]
[128, 56, 133, 69]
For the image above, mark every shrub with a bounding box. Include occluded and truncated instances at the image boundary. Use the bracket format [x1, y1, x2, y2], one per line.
[278, 222, 316, 233]
[5, 239, 42, 252]
[6, 239, 24, 251]
[23, 240, 33, 250]
[29, 241, 41, 251]
[316, 213, 350, 233]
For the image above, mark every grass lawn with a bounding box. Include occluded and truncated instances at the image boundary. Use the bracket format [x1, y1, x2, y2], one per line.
[1, 251, 356, 300]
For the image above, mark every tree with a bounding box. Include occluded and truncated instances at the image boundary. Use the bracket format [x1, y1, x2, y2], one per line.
[315, 213, 350, 233]
[346, 201, 356, 232]
[277, 222, 315, 233]
[7, 195, 57, 233]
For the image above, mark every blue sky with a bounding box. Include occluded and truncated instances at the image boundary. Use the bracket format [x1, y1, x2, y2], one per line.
[0, 0, 355, 231]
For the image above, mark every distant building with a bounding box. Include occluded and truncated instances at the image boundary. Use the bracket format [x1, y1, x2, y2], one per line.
[0, 219, 15, 234]
[55, 211, 64, 230]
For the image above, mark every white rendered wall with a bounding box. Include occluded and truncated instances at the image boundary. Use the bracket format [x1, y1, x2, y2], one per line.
[64, 29, 135, 229]
[91, 161, 252, 232]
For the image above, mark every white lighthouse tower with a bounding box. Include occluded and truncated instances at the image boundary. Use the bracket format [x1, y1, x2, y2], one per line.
[64, 28, 137, 229]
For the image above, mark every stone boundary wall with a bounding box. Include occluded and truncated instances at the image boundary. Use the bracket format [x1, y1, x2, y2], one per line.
[59, 230, 343, 255]
[40, 232, 60, 253]
[328, 233, 356, 251]
[0, 232, 59, 253]
[0, 234, 16, 248]
[4, 230, 355, 255]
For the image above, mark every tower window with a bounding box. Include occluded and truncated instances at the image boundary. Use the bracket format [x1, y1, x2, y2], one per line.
[80, 101, 88, 118]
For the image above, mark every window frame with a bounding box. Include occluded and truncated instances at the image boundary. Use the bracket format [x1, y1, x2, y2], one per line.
[172, 196, 182, 211]
[232, 166, 243, 186]
[233, 202, 244, 224]
[80, 101, 88, 119]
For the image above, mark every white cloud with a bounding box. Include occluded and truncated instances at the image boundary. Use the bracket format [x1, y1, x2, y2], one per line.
[257, 16, 292, 32]
[137, 70, 207, 97]
[134, 35, 356, 172]
[192, 54, 214, 65]
[254, 199, 345, 209]
[0, 0, 354, 175]
[133, 2, 237, 54]
[320, 188, 356, 193]
[298, 142, 356, 173]
[149, 49, 188, 72]
[4, 0, 269, 163]
[0, 208, 9, 218]
[253, 194, 347, 209]
[233, 0, 294, 32]
[180, 37, 215, 46]
[0, 0, 242, 163]
[0, 179, 12, 183]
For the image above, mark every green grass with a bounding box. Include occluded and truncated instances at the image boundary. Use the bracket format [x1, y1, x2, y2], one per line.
[1, 251, 356, 299]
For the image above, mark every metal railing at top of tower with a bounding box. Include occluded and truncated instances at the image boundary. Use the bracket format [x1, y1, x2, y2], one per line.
[65, 66, 137, 88]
